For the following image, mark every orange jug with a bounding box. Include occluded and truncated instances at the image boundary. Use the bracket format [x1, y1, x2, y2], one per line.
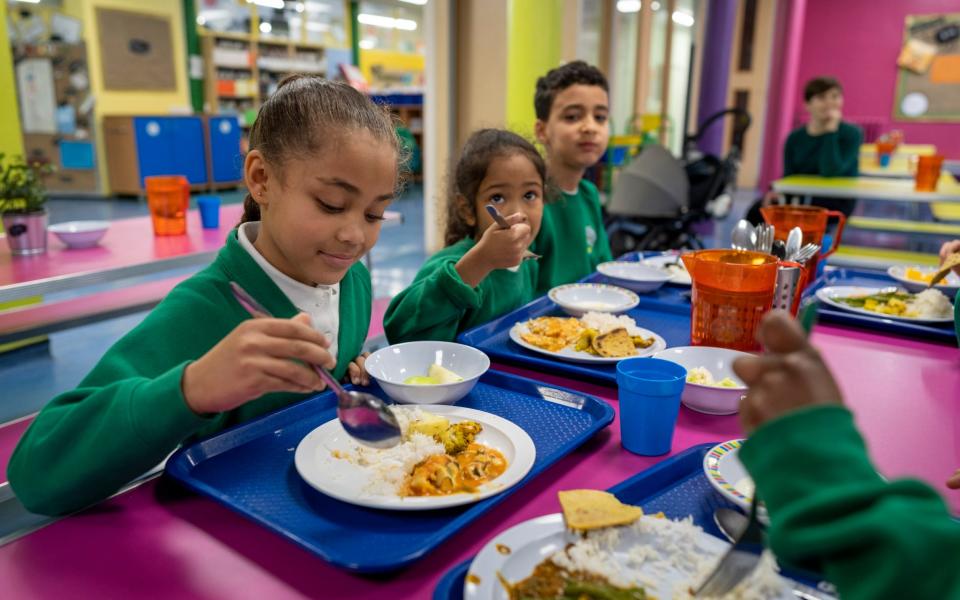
[145, 175, 190, 236]
[681, 250, 779, 352]
[760, 205, 846, 288]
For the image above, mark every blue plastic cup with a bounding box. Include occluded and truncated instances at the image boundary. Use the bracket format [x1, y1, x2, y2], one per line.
[879, 153, 891, 168]
[197, 195, 221, 229]
[616, 357, 687, 456]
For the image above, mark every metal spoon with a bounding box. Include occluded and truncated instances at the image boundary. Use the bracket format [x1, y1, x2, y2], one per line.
[731, 220, 756, 251]
[229, 281, 402, 449]
[785, 227, 803, 261]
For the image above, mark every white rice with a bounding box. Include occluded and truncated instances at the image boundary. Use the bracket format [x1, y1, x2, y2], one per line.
[909, 289, 953, 318]
[581, 311, 645, 336]
[548, 515, 788, 599]
[331, 407, 445, 496]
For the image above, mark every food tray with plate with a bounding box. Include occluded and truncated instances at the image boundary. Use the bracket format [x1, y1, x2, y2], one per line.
[433, 443, 823, 600]
[458, 294, 691, 386]
[804, 267, 957, 344]
[164, 370, 615, 573]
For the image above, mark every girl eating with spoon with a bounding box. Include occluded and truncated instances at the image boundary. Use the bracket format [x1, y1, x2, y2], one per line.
[9, 76, 405, 516]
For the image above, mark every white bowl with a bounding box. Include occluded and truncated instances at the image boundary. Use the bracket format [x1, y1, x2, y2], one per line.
[48, 220, 109, 249]
[597, 261, 672, 293]
[641, 254, 692, 286]
[652, 346, 750, 415]
[887, 265, 959, 296]
[548, 283, 640, 317]
[364, 341, 490, 405]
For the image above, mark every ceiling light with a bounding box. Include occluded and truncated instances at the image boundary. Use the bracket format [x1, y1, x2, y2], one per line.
[616, 0, 640, 13]
[399, 0, 428, 4]
[359, 39, 375, 49]
[358, 13, 418, 31]
[248, 0, 285, 10]
[672, 10, 694, 27]
[259, 21, 273, 33]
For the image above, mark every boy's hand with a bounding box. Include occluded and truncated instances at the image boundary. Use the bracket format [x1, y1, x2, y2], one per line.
[182, 312, 335, 415]
[939, 240, 960, 276]
[456, 213, 533, 287]
[733, 311, 844, 433]
[347, 352, 370, 386]
[947, 469, 960, 490]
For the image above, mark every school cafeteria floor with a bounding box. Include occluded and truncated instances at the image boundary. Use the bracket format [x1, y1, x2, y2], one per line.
[0, 184, 945, 424]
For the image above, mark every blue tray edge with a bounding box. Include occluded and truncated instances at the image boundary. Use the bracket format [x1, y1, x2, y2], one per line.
[164, 369, 615, 574]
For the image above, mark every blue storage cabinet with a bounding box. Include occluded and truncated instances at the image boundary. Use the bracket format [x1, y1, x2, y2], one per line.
[133, 117, 208, 187]
[207, 115, 243, 184]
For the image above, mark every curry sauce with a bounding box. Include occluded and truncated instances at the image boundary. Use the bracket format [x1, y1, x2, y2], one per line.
[401, 443, 508, 497]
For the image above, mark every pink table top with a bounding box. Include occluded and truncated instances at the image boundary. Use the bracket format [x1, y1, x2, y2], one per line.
[0, 205, 245, 304]
[0, 323, 957, 599]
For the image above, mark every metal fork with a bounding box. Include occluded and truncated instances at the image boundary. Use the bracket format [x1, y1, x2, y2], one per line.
[694, 493, 763, 597]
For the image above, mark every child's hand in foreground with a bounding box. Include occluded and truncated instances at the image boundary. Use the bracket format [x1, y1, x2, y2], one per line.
[182, 312, 334, 415]
[733, 310, 844, 433]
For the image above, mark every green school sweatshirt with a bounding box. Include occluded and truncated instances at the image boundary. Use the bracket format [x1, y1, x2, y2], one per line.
[383, 237, 539, 343]
[740, 406, 960, 600]
[8, 231, 371, 516]
[533, 179, 613, 295]
[783, 122, 862, 178]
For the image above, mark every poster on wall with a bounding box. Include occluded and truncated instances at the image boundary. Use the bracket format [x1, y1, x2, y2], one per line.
[16, 58, 57, 134]
[894, 13, 960, 121]
[95, 8, 176, 91]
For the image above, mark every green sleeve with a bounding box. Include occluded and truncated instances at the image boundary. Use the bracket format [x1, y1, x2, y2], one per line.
[817, 124, 861, 177]
[740, 406, 960, 600]
[383, 257, 482, 343]
[8, 285, 223, 516]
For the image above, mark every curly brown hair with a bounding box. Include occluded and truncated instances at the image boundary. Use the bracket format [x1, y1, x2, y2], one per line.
[241, 75, 406, 224]
[445, 129, 547, 247]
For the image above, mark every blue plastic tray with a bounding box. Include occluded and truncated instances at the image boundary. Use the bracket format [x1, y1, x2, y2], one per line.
[806, 267, 957, 344]
[433, 443, 824, 600]
[164, 370, 614, 573]
[457, 292, 692, 387]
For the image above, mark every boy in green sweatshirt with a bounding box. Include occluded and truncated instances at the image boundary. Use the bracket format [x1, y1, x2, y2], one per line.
[733, 311, 960, 599]
[8, 76, 402, 516]
[532, 61, 614, 294]
[385, 129, 545, 343]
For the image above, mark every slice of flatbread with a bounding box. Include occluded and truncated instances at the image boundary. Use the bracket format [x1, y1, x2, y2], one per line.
[559, 489, 644, 531]
[591, 327, 639, 358]
[930, 253, 960, 286]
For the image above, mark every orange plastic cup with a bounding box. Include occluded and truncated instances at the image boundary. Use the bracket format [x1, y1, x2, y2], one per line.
[915, 155, 944, 192]
[681, 250, 780, 352]
[760, 205, 846, 288]
[145, 175, 189, 236]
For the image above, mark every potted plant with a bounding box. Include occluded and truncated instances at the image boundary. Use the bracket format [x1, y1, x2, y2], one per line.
[0, 153, 53, 256]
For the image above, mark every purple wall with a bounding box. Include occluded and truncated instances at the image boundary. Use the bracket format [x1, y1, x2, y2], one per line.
[695, 0, 738, 156]
[794, 0, 960, 157]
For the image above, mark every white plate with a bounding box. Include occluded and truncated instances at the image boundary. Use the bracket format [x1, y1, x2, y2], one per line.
[509, 320, 667, 364]
[887, 265, 960, 296]
[464, 512, 790, 600]
[641, 254, 692, 286]
[548, 283, 640, 317]
[703, 439, 756, 512]
[815, 285, 955, 323]
[294, 405, 536, 510]
[596, 261, 672, 293]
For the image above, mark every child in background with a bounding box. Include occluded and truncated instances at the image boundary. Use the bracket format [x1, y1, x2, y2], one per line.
[9, 76, 403, 516]
[384, 129, 545, 343]
[532, 61, 613, 294]
[733, 311, 960, 600]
